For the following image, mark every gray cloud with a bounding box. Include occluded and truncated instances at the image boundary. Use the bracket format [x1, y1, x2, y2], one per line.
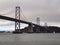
[0, 0, 60, 26]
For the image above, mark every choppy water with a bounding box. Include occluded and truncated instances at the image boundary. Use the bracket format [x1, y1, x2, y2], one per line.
[0, 33, 60, 45]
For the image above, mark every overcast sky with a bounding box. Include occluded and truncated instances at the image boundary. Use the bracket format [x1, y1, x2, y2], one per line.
[0, 0, 60, 31]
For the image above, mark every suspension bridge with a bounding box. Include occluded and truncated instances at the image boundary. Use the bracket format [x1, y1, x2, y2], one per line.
[0, 6, 41, 33]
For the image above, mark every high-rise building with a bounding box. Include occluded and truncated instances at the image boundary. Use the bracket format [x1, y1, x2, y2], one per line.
[36, 17, 40, 25]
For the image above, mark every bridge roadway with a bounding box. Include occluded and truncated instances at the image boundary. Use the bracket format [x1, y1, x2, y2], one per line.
[0, 15, 40, 27]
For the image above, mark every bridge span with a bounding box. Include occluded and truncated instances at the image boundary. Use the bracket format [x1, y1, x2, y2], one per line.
[0, 15, 40, 26]
[0, 15, 40, 33]
[0, 6, 40, 33]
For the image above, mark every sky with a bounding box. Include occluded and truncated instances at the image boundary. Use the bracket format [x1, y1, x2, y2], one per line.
[0, 0, 60, 31]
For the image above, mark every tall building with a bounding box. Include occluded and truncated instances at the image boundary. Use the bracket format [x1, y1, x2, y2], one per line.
[36, 17, 40, 25]
[44, 22, 47, 26]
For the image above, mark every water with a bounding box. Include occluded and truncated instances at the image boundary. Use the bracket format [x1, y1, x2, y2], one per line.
[0, 33, 60, 45]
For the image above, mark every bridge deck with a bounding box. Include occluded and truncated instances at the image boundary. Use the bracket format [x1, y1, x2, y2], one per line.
[0, 15, 40, 26]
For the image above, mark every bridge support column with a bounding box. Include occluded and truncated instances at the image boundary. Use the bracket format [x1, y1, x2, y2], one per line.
[27, 23, 33, 33]
[14, 6, 22, 33]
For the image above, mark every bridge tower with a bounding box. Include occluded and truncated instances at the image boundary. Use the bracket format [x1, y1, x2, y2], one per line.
[15, 6, 21, 33]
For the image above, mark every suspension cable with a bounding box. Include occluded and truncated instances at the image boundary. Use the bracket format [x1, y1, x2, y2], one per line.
[20, 7, 28, 21]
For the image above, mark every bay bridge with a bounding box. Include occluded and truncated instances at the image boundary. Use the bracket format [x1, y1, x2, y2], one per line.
[0, 6, 41, 33]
